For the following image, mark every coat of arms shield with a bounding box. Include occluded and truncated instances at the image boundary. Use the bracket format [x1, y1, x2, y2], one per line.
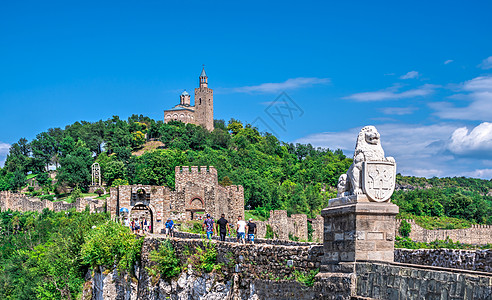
[362, 161, 396, 202]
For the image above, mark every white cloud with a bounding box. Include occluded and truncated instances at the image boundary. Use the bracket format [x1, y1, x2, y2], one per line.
[381, 107, 417, 115]
[227, 77, 330, 94]
[444, 60, 454, 65]
[431, 76, 492, 121]
[448, 122, 492, 158]
[462, 76, 492, 92]
[478, 56, 492, 70]
[400, 71, 420, 79]
[463, 169, 492, 179]
[0, 142, 10, 168]
[344, 84, 437, 102]
[294, 123, 492, 178]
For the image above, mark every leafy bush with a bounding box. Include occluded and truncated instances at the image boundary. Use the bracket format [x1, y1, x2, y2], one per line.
[81, 220, 143, 272]
[111, 178, 129, 187]
[187, 241, 221, 273]
[95, 188, 104, 196]
[399, 220, 411, 237]
[293, 269, 318, 287]
[147, 240, 181, 280]
[265, 224, 275, 239]
[0, 210, 109, 299]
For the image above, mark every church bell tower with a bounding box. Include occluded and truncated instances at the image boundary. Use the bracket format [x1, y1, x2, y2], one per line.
[194, 66, 214, 131]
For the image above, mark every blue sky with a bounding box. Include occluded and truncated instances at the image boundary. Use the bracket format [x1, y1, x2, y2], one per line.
[1, 0, 492, 178]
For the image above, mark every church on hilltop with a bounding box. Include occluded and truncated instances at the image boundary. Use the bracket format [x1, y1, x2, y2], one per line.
[164, 67, 214, 131]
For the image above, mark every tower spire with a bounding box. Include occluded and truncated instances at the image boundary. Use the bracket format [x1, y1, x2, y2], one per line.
[199, 65, 208, 88]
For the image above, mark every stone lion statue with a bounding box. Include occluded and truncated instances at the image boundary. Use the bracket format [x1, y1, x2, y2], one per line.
[338, 125, 395, 196]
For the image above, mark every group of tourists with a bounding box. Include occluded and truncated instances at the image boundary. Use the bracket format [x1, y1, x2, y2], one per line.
[202, 213, 257, 244]
[126, 217, 151, 234]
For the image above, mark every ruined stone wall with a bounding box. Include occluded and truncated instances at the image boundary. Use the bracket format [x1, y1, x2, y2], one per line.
[268, 210, 289, 240]
[396, 219, 492, 245]
[248, 210, 310, 241]
[147, 237, 324, 277]
[0, 191, 104, 213]
[395, 248, 492, 273]
[356, 262, 492, 300]
[291, 214, 308, 241]
[311, 215, 324, 243]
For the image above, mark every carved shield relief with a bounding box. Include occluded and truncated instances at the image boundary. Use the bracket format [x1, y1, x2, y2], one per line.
[362, 161, 396, 202]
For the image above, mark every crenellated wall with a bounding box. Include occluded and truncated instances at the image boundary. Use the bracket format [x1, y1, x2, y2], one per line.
[108, 166, 245, 233]
[396, 219, 492, 245]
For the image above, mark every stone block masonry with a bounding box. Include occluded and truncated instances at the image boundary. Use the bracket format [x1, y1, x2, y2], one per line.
[397, 219, 492, 245]
[321, 197, 399, 263]
[395, 248, 492, 273]
[91, 236, 492, 300]
[253, 210, 310, 241]
[108, 166, 244, 233]
[356, 262, 492, 300]
[0, 191, 105, 213]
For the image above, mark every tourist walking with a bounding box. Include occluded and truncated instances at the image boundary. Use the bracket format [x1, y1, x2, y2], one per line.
[236, 216, 246, 244]
[247, 218, 257, 244]
[143, 218, 148, 233]
[216, 214, 229, 241]
[134, 219, 140, 234]
[202, 214, 215, 240]
[165, 218, 174, 237]
[130, 219, 135, 233]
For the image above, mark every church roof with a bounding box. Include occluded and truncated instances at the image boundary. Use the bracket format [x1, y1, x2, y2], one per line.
[200, 67, 207, 78]
[165, 106, 195, 112]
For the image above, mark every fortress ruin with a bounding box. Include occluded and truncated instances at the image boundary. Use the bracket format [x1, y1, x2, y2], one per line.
[107, 166, 244, 233]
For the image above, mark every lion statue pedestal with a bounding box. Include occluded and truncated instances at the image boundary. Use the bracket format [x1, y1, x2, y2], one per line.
[321, 126, 399, 268]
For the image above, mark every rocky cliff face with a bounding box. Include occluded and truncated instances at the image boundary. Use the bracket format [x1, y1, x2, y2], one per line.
[83, 238, 351, 300]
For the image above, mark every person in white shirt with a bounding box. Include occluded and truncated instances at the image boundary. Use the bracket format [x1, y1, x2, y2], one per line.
[236, 215, 246, 244]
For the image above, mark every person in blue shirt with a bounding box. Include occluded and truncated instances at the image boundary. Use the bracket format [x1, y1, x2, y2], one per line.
[165, 218, 174, 237]
[202, 214, 215, 240]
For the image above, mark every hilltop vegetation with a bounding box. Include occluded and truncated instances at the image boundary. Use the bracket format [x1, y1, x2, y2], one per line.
[1, 115, 491, 224]
[0, 116, 350, 217]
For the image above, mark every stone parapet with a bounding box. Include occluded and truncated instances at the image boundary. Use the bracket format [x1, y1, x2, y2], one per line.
[396, 219, 492, 245]
[395, 248, 492, 273]
[355, 262, 492, 300]
[170, 230, 321, 247]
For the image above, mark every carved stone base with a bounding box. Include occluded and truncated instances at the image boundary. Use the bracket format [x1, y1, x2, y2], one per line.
[321, 197, 399, 264]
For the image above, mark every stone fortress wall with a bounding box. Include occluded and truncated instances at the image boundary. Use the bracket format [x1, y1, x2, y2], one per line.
[107, 166, 245, 234]
[396, 219, 492, 245]
[0, 190, 105, 213]
[107, 236, 492, 300]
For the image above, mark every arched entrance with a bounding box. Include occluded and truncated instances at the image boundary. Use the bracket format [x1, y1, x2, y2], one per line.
[130, 204, 154, 233]
[186, 197, 205, 220]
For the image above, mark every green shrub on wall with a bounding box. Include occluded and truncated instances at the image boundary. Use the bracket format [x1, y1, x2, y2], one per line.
[81, 220, 143, 272]
[147, 240, 181, 280]
[399, 220, 411, 237]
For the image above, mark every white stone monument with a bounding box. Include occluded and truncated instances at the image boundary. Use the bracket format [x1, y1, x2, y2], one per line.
[321, 125, 399, 268]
